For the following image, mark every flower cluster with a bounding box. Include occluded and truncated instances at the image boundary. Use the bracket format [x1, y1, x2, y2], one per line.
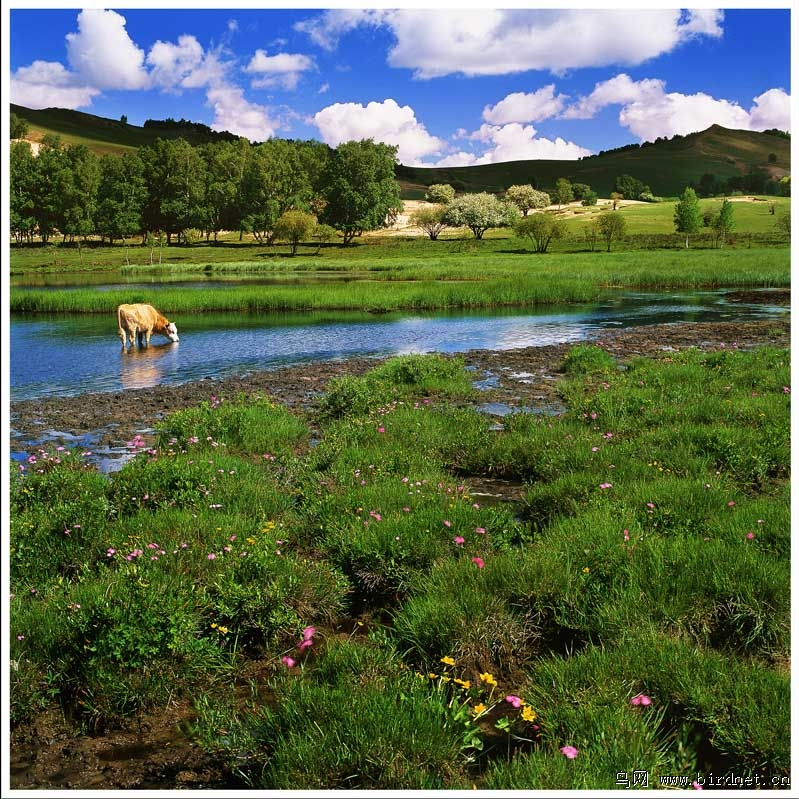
[281, 625, 318, 669]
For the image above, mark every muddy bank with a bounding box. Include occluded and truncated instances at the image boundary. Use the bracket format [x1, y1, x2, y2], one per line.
[10, 320, 791, 461]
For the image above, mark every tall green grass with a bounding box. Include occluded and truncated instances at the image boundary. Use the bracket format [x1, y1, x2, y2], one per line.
[10, 247, 790, 314]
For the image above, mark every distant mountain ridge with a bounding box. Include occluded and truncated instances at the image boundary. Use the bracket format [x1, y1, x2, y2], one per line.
[11, 103, 790, 198]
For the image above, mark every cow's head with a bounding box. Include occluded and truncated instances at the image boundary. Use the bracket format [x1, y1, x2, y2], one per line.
[166, 322, 179, 342]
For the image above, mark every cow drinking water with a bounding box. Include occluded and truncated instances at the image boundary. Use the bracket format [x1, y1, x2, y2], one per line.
[117, 303, 179, 348]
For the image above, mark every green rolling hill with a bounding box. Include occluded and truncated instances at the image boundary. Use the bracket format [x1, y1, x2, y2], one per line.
[11, 103, 790, 198]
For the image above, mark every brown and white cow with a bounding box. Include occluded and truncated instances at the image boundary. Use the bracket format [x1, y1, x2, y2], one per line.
[117, 303, 179, 348]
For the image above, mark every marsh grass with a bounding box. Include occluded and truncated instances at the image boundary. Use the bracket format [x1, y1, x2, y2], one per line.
[10, 246, 790, 314]
[10, 347, 790, 786]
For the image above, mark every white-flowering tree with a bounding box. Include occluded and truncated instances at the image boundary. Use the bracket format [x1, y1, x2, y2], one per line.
[443, 192, 515, 239]
[505, 184, 550, 216]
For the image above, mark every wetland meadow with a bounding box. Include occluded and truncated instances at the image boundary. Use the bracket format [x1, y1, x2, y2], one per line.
[8, 230, 791, 790]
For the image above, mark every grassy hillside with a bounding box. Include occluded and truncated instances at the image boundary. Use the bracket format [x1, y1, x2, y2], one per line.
[11, 104, 790, 197]
[10, 104, 233, 155]
[397, 125, 790, 198]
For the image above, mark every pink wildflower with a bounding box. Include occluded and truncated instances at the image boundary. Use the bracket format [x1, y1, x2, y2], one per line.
[560, 745, 579, 759]
[453, 536, 465, 545]
[207, 553, 216, 560]
[692, 782, 703, 790]
[443, 520, 452, 528]
[746, 532, 755, 540]
[475, 527, 486, 535]
[471, 556, 485, 569]
[282, 656, 296, 668]
[630, 693, 652, 706]
[302, 626, 316, 640]
[599, 482, 613, 489]
[505, 695, 523, 708]
[298, 639, 313, 651]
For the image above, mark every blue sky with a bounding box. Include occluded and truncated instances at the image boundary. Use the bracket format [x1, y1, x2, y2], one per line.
[6, 4, 792, 166]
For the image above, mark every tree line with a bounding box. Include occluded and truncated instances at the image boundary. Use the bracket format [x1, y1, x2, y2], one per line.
[9, 134, 403, 249]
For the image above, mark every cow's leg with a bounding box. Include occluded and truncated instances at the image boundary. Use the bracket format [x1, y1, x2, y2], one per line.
[119, 327, 127, 348]
[145, 329, 152, 346]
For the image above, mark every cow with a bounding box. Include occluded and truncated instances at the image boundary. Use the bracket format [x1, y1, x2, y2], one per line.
[117, 303, 179, 348]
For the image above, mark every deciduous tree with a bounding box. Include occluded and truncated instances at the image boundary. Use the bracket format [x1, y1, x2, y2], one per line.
[320, 139, 403, 245]
[425, 183, 455, 204]
[711, 199, 734, 248]
[410, 204, 448, 240]
[95, 152, 146, 261]
[242, 139, 312, 245]
[597, 211, 627, 252]
[274, 210, 316, 255]
[443, 192, 515, 240]
[505, 184, 550, 216]
[514, 212, 565, 253]
[673, 187, 702, 248]
[551, 178, 574, 208]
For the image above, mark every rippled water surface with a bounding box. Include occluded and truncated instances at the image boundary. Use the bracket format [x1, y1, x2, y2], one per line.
[10, 289, 788, 401]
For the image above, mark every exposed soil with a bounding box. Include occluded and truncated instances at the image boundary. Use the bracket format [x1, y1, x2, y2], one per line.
[8, 314, 790, 790]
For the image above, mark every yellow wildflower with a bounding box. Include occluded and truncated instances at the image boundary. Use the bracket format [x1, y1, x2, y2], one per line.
[440, 656, 456, 666]
[472, 702, 487, 715]
[428, 672, 438, 679]
[479, 672, 497, 687]
[522, 706, 537, 722]
[454, 679, 472, 690]
[440, 676, 451, 683]
[583, 567, 590, 573]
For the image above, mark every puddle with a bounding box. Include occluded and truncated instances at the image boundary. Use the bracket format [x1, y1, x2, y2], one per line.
[10, 427, 152, 474]
[473, 373, 500, 391]
[477, 402, 563, 418]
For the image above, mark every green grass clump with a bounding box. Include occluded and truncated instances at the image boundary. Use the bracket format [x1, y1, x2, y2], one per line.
[561, 344, 618, 375]
[319, 353, 473, 418]
[10, 349, 790, 785]
[192, 638, 474, 789]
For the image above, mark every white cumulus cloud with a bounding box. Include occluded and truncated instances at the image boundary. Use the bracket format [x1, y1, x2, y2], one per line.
[245, 50, 315, 90]
[296, 9, 724, 78]
[294, 9, 386, 51]
[65, 8, 150, 90]
[10, 60, 101, 109]
[564, 74, 791, 140]
[748, 88, 792, 131]
[147, 35, 206, 91]
[561, 74, 665, 120]
[313, 98, 445, 165]
[483, 85, 569, 125]
[465, 123, 592, 164]
[206, 84, 280, 142]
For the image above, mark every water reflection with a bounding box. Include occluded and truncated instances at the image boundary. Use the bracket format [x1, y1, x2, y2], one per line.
[9, 289, 789, 402]
[119, 343, 179, 390]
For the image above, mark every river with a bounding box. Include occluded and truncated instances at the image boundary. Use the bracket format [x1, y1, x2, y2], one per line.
[9, 288, 788, 402]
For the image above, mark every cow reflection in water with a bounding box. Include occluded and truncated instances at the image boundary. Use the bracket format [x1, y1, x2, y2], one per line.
[120, 343, 177, 390]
